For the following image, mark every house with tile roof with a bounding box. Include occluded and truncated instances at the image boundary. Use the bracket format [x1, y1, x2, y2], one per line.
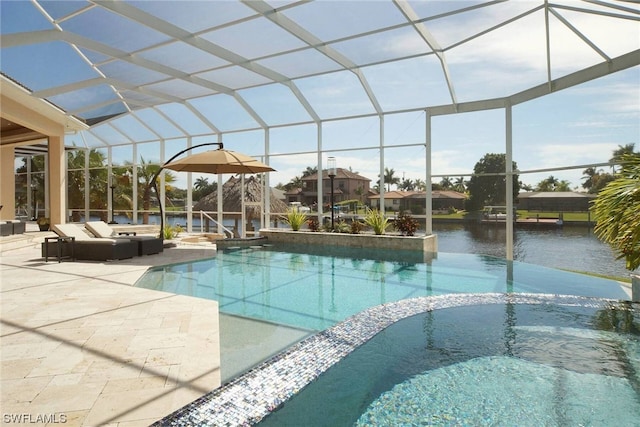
[285, 168, 371, 209]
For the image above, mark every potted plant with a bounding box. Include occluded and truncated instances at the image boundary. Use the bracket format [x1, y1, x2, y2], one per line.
[36, 217, 50, 231]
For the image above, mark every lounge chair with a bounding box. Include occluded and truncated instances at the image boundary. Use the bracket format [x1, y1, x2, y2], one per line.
[42, 223, 137, 261]
[85, 221, 163, 256]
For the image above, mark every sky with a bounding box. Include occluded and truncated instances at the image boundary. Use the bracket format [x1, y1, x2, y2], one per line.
[3, 0, 639, 192]
[240, 66, 639, 192]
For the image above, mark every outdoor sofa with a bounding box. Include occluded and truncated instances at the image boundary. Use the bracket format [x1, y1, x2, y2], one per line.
[85, 221, 163, 256]
[42, 223, 137, 261]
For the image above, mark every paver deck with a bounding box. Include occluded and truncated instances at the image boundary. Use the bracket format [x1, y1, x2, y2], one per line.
[1, 227, 220, 427]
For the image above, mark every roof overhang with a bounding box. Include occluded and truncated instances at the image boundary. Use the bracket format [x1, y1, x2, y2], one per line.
[1, 74, 88, 144]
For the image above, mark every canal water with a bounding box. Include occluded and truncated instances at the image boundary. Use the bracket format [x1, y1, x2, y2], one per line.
[433, 222, 631, 280]
[111, 213, 632, 280]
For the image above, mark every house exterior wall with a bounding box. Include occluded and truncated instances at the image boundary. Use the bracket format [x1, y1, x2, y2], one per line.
[296, 169, 371, 208]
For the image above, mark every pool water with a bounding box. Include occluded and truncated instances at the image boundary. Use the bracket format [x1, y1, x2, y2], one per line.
[258, 303, 640, 426]
[135, 244, 630, 332]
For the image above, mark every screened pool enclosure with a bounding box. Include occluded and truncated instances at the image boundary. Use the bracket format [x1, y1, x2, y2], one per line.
[1, 0, 638, 258]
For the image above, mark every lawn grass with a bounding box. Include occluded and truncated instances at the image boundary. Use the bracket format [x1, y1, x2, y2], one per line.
[430, 210, 595, 223]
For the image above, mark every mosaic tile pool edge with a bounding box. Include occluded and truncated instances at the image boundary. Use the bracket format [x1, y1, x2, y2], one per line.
[153, 293, 632, 426]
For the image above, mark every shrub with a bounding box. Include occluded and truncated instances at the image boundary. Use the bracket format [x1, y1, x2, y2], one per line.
[335, 220, 350, 233]
[283, 208, 307, 231]
[350, 220, 365, 234]
[364, 208, 390, 235]
[163, 224, 182, 239]
[306, 217, 320, 232]
[394, 212, 420, 236]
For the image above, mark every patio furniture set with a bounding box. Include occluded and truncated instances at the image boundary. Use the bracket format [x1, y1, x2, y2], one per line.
[41, 221, 163, 263]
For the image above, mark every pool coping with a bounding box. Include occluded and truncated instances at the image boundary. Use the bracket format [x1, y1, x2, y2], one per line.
[153, 293, 637, 426]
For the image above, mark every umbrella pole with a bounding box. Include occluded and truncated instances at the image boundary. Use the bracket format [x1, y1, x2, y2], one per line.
[241, 174, 246, 238]
[149, 142, 223, 239]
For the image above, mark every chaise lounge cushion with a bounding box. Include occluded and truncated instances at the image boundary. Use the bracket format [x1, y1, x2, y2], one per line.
[85, 221, 163, 256]
[45, 223, 137, 261]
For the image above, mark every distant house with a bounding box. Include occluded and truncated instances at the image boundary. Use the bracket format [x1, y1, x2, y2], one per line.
[517, 192, 596, 212]
[285, 168, 371, 208]
[368, 190, 467, 213]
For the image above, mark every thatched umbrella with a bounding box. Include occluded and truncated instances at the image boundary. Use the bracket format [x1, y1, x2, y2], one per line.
[193, 176, 288, 236]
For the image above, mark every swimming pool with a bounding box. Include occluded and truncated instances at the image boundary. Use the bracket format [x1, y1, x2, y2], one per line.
[138, 244, 633, 424]
[135, 244, 630, 333]
[153, 294, 639, 426]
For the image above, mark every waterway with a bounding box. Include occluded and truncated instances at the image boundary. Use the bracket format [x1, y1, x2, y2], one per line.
[433, 222, 631, 280]
[110, 213, 632, 280]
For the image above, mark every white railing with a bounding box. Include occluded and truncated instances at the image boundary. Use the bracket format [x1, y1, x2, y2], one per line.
[199, 211, 234, 238]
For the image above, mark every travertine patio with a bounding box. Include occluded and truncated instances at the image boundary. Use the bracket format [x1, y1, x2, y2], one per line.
[1, 227, 220, 426]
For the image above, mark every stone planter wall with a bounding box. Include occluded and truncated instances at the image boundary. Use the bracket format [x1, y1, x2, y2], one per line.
[259, 229, 437, 253]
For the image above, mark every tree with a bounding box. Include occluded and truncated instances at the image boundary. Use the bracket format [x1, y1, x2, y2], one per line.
[439, 177, 453, 190]
[454, 177, 466, 193]
[398, 178, 416, 191]
[193, 177, 216, 200]
[466, 153, 520, 211]
[535, 175, 558, 192]
[534, 175, 572, 192]
[582, 167, 613, 194]
[610, 143, 637, 171]
[68, 149, 109, 221]
[284, 175, 303, 192]
[354, 185, 365, 204]
[133, 156, 176, 224]
[519, 181, 534, 192]
[591, 154, 640, 271]
[379, 168, 400, 192]
[302, 166, 317, 177]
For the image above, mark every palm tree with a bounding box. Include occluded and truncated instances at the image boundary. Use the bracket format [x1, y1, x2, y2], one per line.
[398, 179, 415, 191]
[535, 175, 559, 192]
[591, 154, 640, 271]
[454, 177, 466, 193]
[382, 167, 400, 192]
[135, 156, 176, 224]
[610, 144, 636, 166]
[285, 175, 303, 191]
[302, 166, 317, 177]
[439, 177, 453, 190]
[194, 177, 209, 191]
[519, 182, 534, 192]
[354, 185, 365, 205]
